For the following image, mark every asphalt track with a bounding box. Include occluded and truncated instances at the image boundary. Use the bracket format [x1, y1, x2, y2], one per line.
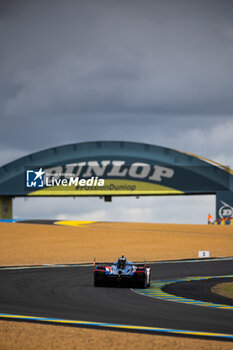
[1, 259, 233, 340]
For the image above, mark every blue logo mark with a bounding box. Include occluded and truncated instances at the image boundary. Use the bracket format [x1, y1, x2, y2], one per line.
[26, 168, 45, 188]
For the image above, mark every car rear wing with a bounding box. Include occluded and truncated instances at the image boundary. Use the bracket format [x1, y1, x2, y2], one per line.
[94, 261, 150, 268]
[93, 261, 114, 266]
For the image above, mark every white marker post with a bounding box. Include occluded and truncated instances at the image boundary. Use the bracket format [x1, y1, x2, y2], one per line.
[198, 251, 210, 258]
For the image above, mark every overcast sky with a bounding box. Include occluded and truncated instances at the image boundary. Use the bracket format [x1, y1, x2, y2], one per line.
[1, 0, 233, 223]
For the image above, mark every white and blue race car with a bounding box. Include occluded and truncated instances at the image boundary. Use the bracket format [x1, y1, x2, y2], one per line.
[94, 255, 151, 288]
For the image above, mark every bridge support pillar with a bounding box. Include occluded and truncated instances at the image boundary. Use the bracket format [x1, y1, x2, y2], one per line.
[0, 196, 13, 219]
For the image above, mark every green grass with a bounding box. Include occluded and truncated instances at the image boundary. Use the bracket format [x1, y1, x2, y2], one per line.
[222, 282, 233, 298]
[212, 282, 233, 299]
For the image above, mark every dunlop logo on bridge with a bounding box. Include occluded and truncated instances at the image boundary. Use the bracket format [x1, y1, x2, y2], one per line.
[44, 161, 174, 183]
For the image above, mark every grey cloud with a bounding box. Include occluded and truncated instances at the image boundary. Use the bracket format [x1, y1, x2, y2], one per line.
[1, 0, 233, 120]
[0, 147, 27, 166]
[0, 114, 233, 168]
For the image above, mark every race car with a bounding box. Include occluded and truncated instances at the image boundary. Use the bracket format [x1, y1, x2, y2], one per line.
[94, 255, 151, 288]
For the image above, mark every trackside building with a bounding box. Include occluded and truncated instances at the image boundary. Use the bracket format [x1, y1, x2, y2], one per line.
[0, 141, 232, 221]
